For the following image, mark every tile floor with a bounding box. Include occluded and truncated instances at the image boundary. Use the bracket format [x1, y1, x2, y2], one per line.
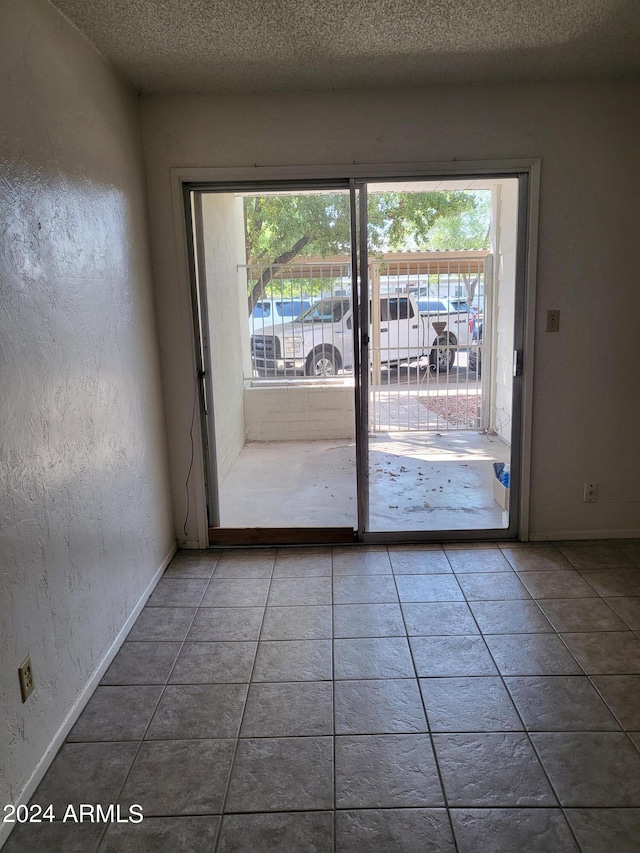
[6, 540, 640, 852]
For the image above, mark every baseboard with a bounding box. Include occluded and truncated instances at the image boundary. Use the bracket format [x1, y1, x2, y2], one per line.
[530, 529, 640, 541]
[0, 542, 177, 850]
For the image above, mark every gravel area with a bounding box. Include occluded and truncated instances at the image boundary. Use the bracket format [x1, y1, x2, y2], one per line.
[420, 394, 482, 428]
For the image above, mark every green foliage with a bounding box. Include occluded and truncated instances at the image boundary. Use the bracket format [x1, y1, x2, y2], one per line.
[425, 191, 491, 251]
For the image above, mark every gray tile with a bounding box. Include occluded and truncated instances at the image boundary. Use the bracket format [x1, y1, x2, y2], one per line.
[267, 577, 332, 606]
[334, 638, 414, 679]
[169, 642, 256, 683]
[146, 578, 208, 607]
[484, 634, 582, 676]
[202, 578, 270, 607]
[504, 676, 620, 731]
[226, 737, 333, 811]
[537, 598, 627, 631]
[457, 572, 531, 601]
[164, 555, 218, 579]
[119, 739, 234, 815]
[335, 734, 444, 808]
[241, 682, 333, 737]
[395, 575, 464, 602]
[127, 607, 196, 641]
[434, 733, 556, 806]
[333, 547, 391, 575]
[420, 677, 522, 732]
[560, 631, 640, 673]
[556, 541, 635, 570]
[218, 811, 333, 853]
[451, 808, 579, 853]
[68, 685, 163, 741]
[410, 636, 497, 677]
[100, 642, 181, 685]
[564, 809, 640, 853]
[146, 684, 247, 739]
[2, 821, 104, 853]
[606, 597, 640, 628]
[531, 732, 640, 805]
[579, 569, 640, 597]
[335, 679, 427, 734]
[253, 640, 332, 681]
[469, 600, 552, 634]
[261, 605, 332, 640]
[187, 607, 263, 641]
[389, 548, 452, 574]
[630, 731, 640, 750]
[447, 549, 514, 573]
[273, 549, 332, 577]
[402, 602, 479, 635]
[29, 742, 138, 817]
[333, 576, 398, 604]
[101, 817, 219, 852]
[213, 549, 276, 578]
[334, 603, 405, 638]
[517, 570, 597, 599]
[590, 675, 640, 729]
[336, 808, 456, 853]
[501, 546, 574, 572]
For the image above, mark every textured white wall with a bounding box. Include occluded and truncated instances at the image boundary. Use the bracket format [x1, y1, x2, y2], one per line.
[0, 0, 174, 825]
[244, 385, 356, 442]
[141, 81, 640, 541]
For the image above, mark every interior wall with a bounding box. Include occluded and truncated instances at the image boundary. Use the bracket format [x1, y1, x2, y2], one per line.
[141, 80, 640, 541]
[201, 194, 248, 485]
[0, 0, 174, 825]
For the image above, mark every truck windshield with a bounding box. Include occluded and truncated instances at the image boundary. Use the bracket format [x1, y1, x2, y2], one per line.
[297, 298, 350, 323]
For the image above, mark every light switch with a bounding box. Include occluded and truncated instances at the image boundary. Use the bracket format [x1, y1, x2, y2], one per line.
[546, 310, 560, 332]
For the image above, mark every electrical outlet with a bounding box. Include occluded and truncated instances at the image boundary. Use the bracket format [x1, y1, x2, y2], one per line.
[583, 482, 598, 503]
[546, 310, 560, 332]
[18, 656, 34, 703]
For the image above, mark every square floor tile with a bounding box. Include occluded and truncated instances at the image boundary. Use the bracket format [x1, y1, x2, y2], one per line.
[395, 575, 464, 602]
[127, 607, 196, 641]
[213, 549, 275, 578]
[537, 598, 627, 632]
[434, 733, 556, 806]
[335, 734, 443, 808]
[457, 573, 531, 601]
[336, 808, 455, 853]
[253, 639, 332, 681]
[564, 808, 640, 853]
[226, 737, 333, 811]
[500, 546, 574, 572]
[240, 681, 333, 737]
[334, 603, 405, 638]
[261, 605, 332, 640]
[2, 821, 104, 853]
[100, 642, 181, 685]
[402, 602, 479, 636]
[267, 577, 332, 606]
[164, 555, 218, 579]
[605, 597, 640, 629]
[119, 739, 235, 815]
[169, 642, 256, 683]
[218, 811, 333, 853]
[447, 549, 514, 573]
[420, 677, 521, 732]
[504, 676, 620, 731]
[334, 638, 414, 679]
[469, 600, 552, 634]
[333, 547, 391, 575]
[450, 808, 579, 853]
[410, 636, 497, 677]
[187, 607, 263, 641]
[101, 817, 219, 853]
[560, 631, 640, 674]
[484, 634, 582, 676]
[590, 675, 640, 729]
[146, 578, 208, 607]
[333, 576, 398, 604]
[517, 570, 597, 599]
[68, 685, 162, 742]
[556, 542, 634, 570]
[389, 549, 452, 574]
[146, 684, 247, 739]
[273, 550, 332, 577]
[335, 679, 427, 734]
[579, 569, 640, 597]
[202, 578, 270, 607]
[531, 732, 640, 805]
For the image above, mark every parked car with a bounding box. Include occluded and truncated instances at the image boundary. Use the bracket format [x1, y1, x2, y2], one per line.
[413, 294, 475, 353]
[248, 297, 314, 335]
[468, 320, 483, 376]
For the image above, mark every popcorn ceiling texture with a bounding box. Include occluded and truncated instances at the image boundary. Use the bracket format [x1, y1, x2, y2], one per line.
[50, 0, 640, 93]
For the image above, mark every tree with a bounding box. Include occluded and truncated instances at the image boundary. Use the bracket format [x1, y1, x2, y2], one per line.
[244, 191, 478, 312]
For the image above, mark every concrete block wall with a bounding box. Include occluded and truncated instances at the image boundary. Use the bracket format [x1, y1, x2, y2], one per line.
[244, 384, 355, 441]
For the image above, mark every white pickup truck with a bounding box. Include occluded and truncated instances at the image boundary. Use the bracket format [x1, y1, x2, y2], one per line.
[251, 294, 468, 377]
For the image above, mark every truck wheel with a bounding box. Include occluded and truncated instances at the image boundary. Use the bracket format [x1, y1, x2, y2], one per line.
[305, 347, 340, 377]
[429, 337, 455, 372]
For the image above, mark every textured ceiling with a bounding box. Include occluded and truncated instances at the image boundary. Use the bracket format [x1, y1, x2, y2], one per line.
[51, 0, 640, 94]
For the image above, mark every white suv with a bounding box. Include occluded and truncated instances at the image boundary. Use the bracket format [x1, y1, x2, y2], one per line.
[414, 294, 474, 346]
[248, 298, 313, 336]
